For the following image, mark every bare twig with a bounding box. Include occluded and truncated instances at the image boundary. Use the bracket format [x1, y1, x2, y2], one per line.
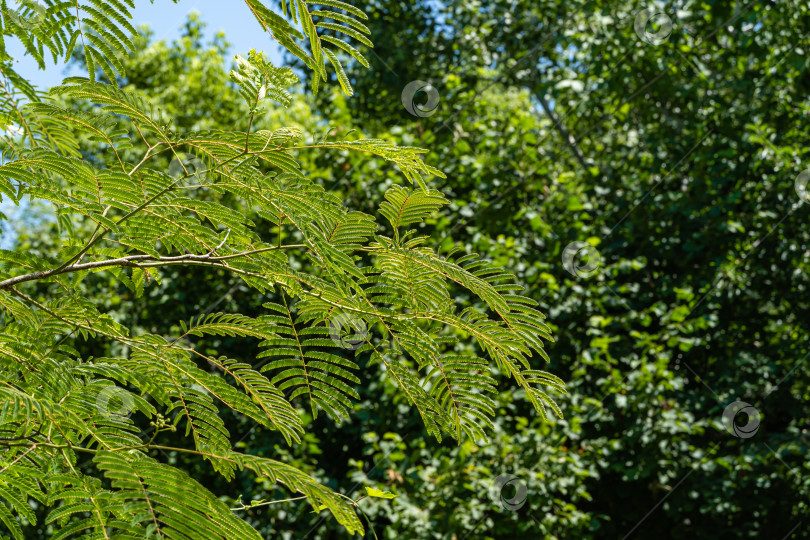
[208, 228, 231, 255]
[536, 91, 594, 177]
[0, 244, 305, 290]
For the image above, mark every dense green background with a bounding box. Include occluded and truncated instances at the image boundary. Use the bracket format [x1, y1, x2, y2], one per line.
[14, 1, 809, 538]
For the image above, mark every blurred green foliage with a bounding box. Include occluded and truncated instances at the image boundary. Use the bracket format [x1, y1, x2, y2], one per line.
[15, 1, 810, 538]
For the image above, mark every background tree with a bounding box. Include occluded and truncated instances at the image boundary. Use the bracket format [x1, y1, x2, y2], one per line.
[289, 0, 810, 537]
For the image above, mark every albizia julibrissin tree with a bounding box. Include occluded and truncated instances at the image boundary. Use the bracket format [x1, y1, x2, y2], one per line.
[0, 0, 562, 537]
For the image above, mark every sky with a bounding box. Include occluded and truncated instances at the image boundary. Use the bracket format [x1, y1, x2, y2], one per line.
[6, 0, 284, 89]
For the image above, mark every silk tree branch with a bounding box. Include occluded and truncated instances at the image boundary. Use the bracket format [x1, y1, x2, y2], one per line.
[52, 148, 251, 274]
[0, 245, 306, 290]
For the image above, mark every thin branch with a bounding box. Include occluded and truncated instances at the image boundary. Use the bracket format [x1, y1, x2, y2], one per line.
[536, 91, 594, 177]
[245, 112, 255, 152]
[52, 147, 248, 273]
[208, 228, 231, 255]
[0, 444, 39, 474]
[0, 244, 306, 290]
[0, 425, 42, 441]
[231, 496, 307, 511]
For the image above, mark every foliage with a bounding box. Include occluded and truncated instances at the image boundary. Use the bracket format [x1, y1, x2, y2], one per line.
[290, 1, 810, 538]
[5, 0, 810, 538]
[0, 2, 562, 538]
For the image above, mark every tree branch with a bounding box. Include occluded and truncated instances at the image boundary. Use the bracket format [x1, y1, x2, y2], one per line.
[536, 91, 595, 177]
[52, 147, 249, 274]
[0, 245, 306, 290]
